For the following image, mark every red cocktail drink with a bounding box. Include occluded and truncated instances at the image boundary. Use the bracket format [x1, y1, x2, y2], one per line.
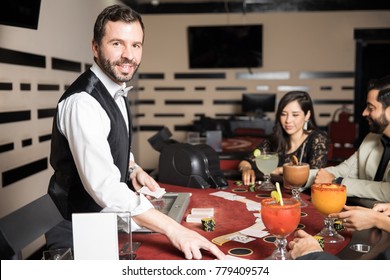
[261, 198, 301, 259]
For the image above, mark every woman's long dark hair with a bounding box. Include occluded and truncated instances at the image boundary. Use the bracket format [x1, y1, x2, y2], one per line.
[268, 91, 318, 155]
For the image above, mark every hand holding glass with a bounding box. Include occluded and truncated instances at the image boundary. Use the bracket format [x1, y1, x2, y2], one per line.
[311, 183, 347, 243]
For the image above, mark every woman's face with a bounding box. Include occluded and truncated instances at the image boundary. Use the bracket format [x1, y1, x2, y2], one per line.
[279, 100, 309, 136]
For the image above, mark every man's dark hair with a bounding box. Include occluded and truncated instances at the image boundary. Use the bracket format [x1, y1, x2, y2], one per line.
[93, 4, 144, 46]
[368, 75, 390, 109]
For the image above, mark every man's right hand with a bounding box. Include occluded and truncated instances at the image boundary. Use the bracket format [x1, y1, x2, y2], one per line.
[314, 168, 335, 184]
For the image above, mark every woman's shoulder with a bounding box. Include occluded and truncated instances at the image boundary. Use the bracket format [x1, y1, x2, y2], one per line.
[308, 129, 328, 139]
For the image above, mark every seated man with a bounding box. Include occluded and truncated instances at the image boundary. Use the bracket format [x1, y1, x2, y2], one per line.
[305, 75, 390, 203]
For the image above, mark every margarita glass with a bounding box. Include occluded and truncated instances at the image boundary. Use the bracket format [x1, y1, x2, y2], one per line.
[283, 162, 309, 207]
[311, 183, 347, 243]
[255, 152, 278, 191]
[261, 198, 301, 260]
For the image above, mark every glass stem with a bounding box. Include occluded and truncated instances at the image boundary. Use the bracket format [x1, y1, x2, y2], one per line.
[274, 237, 289, 260]
[324, 217, 336, 234]
[291, 187, 300, 199]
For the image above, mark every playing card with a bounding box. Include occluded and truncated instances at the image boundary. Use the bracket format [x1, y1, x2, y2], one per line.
[228, 234, 256, 243]
[138, 186, 166, 198]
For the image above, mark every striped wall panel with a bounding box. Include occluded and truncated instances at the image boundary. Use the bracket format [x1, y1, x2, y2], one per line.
[0, 44, 356, 187]
[2, 158, 48, 187]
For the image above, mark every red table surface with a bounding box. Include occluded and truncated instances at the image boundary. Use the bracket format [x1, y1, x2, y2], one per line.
[127, 180, 351, 260]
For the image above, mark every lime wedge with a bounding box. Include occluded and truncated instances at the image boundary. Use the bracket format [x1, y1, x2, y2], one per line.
[253, 149, 261, 157]
[271, 191, 280, 203]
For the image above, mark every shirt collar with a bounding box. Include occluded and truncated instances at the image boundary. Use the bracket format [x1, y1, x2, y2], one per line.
[381, 135, 390, 147]
[90, 63, 133, 99]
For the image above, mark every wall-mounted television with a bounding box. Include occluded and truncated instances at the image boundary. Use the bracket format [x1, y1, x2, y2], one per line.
[242, 93, 276, 117]
[187, 24, 263, 69]
[0, 0, 41, 30]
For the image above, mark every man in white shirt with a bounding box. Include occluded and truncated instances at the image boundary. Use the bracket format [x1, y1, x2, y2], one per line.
[47, 4, 225, 260]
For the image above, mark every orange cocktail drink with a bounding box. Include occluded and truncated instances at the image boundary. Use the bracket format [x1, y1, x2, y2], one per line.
[311, 183, 347, 243]
[261, 198, 301, 237]
[311, 183, 346, 215]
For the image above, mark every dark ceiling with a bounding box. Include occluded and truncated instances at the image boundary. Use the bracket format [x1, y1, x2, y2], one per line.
[120, 0, 390, 14]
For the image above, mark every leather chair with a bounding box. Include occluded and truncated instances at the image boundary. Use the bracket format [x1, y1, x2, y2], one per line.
[328, 107, 357, 163]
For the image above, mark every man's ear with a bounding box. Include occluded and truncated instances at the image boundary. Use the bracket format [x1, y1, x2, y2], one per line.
[385, 105, 390, 120]
[92, 40, 98, 58]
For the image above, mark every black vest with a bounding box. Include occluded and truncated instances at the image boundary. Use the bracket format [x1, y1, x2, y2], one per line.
[48, 70, 131, 220]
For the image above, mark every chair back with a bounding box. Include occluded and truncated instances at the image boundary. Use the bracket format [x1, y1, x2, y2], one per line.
[0, 194, 64, 259]
[327, 107, 357, 162]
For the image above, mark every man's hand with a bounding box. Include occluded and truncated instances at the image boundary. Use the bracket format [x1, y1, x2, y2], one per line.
[166, 224, 226, 260]
[373, 203, 390, 215]
[288, 230, 323, 259]
[329, 205, 383, 232]
[134, 208, 226, 260]
[130, 166, 160, 193]
[314, 168, 335, 184]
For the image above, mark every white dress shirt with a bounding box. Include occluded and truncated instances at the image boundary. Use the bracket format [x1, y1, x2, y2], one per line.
[57, 63, 153, 230]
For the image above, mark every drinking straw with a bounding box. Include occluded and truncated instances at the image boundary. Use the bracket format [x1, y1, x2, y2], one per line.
[275, 182, 284, 206]
[299, 142, 306, 164]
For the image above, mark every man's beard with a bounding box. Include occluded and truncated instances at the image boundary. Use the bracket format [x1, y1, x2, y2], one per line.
[367, 112, 389, 134]
[97, 51, 139, 83]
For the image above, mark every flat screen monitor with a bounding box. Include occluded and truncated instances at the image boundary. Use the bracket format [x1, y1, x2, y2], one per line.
[187, 24, 263, 69]
[242, 93, 276, 117]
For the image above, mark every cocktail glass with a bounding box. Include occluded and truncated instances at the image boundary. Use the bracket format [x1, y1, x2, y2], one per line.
[255, 152, 278, 191]
[261, 198, 301, 260]
[311, 183, 347, 243]
[283, 162, 309, 207]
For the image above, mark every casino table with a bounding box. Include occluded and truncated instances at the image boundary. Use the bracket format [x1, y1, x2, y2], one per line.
[221, 136, 263, 153]
[126, 180, 360, 260]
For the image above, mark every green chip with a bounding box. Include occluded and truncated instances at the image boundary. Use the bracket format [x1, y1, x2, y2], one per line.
[334, 220, 344, 231]
[248, 184, 256, 192]
[314, 235, 324, 249]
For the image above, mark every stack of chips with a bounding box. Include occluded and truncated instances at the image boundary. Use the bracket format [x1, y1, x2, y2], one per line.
[313, 235, 324, 249]
[201, 217, 216, 232]
[334, 220, 344, 231]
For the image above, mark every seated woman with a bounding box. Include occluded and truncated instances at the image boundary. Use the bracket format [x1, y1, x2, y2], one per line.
[238, 91, 329, 186]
